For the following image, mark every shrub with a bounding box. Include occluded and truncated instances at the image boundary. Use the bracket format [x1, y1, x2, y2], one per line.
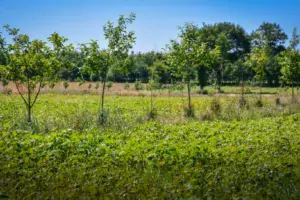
[245, 87, 252, 94]
[239, 97, 247, 108]
[138, 93, 145, 97]
[284, 86, 289, 92]
[255, 99, 263, 107]
[147, 108, 157, 120]
[199, 89, 208, 95]
[134, 80, 143, 91]
[106, 81, 113, 91]
[184, 105, 195, 118]
[41, 82, 46, 88]
[124, 82, 130, 90]
[49, 82, 55, 89]
[190, 80, 197, 89]
[147, 80, 160, 90]
[95, 82, 100, 90]
[63, 81, 69, 90]
[1, 79, 9, 87]
[78, 81, 84, 87]
[98, 109, 109, 125]
[88, 83, 92, 90]
[174, 82, 185, 91]
[75, 77, 81, 82]
[218, 89, 224, 93]
[210, 98, 221, 114]
[275, 98, 281, 105]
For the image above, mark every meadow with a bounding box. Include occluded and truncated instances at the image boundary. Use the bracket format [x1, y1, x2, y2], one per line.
[1, 4, 300, 199]
[1, 89, 300, 199]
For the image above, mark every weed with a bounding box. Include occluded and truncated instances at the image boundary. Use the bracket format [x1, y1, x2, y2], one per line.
[98, 109, 109, 125]
[184, 105, 195, 118]
[210, 98, 221, 114]
[255, 99, 263, 107]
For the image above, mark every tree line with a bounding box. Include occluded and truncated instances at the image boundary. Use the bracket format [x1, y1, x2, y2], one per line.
[0, 13, 299, 121]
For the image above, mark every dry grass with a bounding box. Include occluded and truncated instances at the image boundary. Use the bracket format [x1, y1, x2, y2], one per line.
[1, 81, 298, 100]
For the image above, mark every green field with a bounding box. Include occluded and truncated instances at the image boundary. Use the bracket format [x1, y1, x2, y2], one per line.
[1, 94, 300, 199]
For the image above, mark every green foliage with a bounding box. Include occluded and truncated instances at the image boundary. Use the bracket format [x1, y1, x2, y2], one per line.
[166, 23, 220, 82]
[49, 82, 56, 89]
[124, 82, 130, 90]
[106, 81, 112, 90]
[146, 107, 157, 120]
[251, 22, 287, 52]
[148, 60, 168, 85]
[78, 81, 84, 87]
[278, 28, 300, 85]
[1, 96, 299, 199]
[1, 78, 9, 87]
[166, 23, 220, 113]
[256, 99, 263, 107]
[134, 80, 143, 91]
[183, 105, 195, 117]
[88, 83, 92, 90]
[245, 87, 252, 94]
[95, 82, 99, 90]
[48, 32, 75, 81]
[81, 13, 136, 115]
[210, 98, 222, 114]
[172, 82, 185, 91]
[63, 81, 69, 90]
[251, 22, 288, 86]
[279, 50, 300, 84]
[275, 98, 281, 105]
[81, 41, 110, 81]
[200, 89, 208, 95]
[98, 108, 109, 125]
[239, 97, 247, 108]
[247, 44, 272, 82]
[2, 25, 65, 122]
[0, 31, 9, 71]
[147, 79, 160, 90]
[1, 15, 300, 200]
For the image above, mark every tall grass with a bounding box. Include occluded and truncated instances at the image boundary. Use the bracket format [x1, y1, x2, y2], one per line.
[1, 94, 300, 133]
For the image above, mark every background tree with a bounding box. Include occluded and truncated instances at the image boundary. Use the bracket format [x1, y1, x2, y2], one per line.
[215, 32, 230, 91]
[197, 22, 250, 91]
[0, 31, 10, 87]
[247, 42, 272, 101]
[148, 60, 168, 85]
[251, 22, 288, 86]
[278, 28, 300, 103]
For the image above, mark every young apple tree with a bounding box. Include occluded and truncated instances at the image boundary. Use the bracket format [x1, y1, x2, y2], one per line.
[3, 25, 62, 122]
[81, 13, 136, 123]
[166, 23, 220, 117]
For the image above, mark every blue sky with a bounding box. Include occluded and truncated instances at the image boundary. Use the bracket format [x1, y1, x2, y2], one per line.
[0, 0, 299, 52]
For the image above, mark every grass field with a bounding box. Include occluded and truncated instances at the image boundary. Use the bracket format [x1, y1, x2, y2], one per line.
[1, 93, 300, 199]
[0, 94, 299, 132]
